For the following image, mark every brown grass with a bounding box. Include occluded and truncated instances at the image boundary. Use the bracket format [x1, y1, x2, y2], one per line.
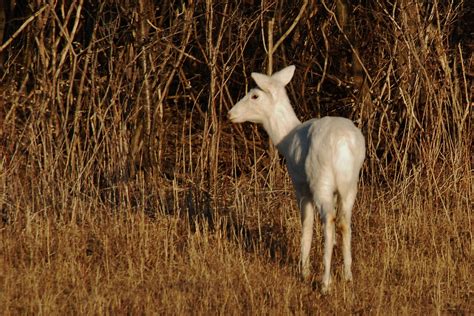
[0, 0, 472, 314]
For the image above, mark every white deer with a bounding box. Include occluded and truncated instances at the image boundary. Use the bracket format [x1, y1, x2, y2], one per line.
[228, 65, 365, 293]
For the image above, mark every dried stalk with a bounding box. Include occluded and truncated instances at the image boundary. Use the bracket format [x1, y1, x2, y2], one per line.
[0, 5, 49, 53]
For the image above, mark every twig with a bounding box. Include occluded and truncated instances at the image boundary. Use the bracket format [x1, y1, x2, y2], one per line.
[267, 0, 307, 75]
[0, 5, 49, 53]
[321, 0, 372, 84]
[317, 20, 330, 94]
[267, 18, 274, 75]
[272, 0, 308, 54]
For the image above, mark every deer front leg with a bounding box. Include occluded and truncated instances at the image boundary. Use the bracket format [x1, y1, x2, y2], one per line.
[298, 193, 315, 281]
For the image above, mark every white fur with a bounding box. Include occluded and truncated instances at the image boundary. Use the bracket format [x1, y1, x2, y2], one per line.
[228, 65, 365, 293]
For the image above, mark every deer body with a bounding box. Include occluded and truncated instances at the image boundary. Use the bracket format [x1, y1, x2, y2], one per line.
[228, 66, 365, 293]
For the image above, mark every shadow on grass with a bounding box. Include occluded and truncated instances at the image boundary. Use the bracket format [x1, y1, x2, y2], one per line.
[156, 183, 298, 268]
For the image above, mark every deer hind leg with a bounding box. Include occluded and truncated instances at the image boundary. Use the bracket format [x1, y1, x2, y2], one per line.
[317, 196, 336, 294]
[338, 187, 357, 282]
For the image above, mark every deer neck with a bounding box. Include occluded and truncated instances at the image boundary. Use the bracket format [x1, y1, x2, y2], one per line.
[263, 102, 301, 147]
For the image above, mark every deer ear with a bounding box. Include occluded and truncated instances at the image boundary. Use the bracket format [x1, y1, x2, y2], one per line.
[251, 72, 275, 93]
[271, 65, 296, 86]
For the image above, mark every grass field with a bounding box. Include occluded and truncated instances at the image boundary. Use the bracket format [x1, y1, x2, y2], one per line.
[0, 1, 473, 314]
[1, 124, 472, 314]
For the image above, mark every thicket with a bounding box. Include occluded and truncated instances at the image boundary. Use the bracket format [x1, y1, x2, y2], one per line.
[1, 1, 471, 187]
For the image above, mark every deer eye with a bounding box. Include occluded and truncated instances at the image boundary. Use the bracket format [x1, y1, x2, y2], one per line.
[251, 94, 259, 100]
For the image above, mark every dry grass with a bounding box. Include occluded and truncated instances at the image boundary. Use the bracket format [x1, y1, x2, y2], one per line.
[2, 153, 472, 314]
[0, 0, 473, 314]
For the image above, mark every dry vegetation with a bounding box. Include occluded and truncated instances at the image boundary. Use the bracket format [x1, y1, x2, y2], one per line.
[0, 0, 472, 314]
